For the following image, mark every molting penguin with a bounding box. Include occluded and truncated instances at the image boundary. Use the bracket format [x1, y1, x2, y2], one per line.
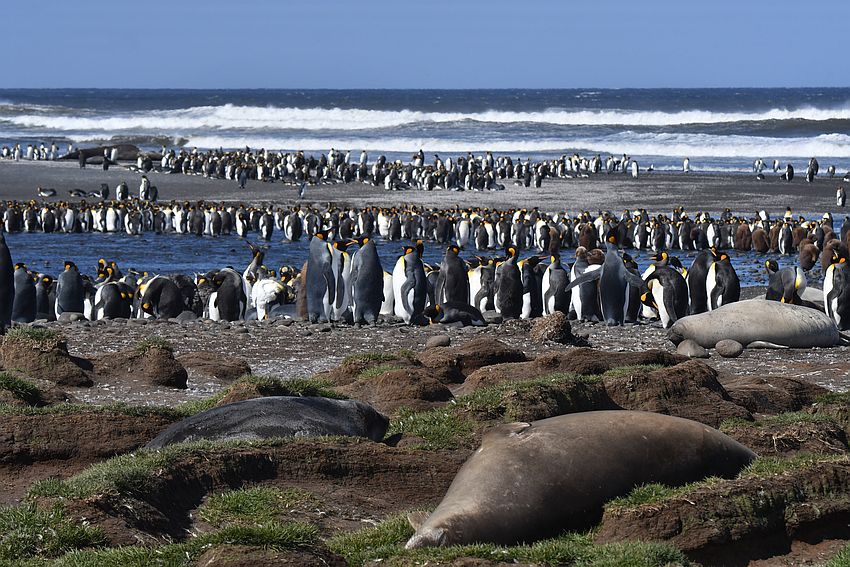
[11, 263, 36, 323]
[706, 248, 741, 311]
[0, 233, 14, 330]
[305, 232, 335, 323]
[349, 236, 384, 325]
[824, 248, 850, 330]
[494, 246, 523, 319]
[764, 260, 806, 305]
[54, 261, 85, 319]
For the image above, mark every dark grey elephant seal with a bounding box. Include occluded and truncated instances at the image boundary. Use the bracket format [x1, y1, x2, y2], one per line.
[146, 396, 389, 449]
[405, 410, 755, 548]
[668, 299, 845, 349]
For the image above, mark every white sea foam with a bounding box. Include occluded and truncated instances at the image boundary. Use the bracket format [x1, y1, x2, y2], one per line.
[5, 103, 850, 131]
[179, 132, 850, 159]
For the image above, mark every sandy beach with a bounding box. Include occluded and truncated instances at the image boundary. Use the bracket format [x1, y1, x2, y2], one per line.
[0, 159, 846, 218]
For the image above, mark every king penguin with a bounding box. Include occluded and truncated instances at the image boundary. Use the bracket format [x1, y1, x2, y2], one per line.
[686, 249, 713, 315]
[765, 260, 806, 305]
[11, 263, 36, 324]
[54, 261, 85, 319]
[306, 231, 335, 323]
[641, 265, 689, 328]
[435, 244, 470, 305]
[0, 232, 13, 330]
[468, 256, 496, 313]
[494, 246, 523, 319]
[349, 236, 384, 325]
[330, 239, 353, 322]
[519, 255, 543, 319]
[541, 254, 570, 315]
[706, 248, 741, 311]
[393, 241, 427, 324]
[824, 248, 850, 330]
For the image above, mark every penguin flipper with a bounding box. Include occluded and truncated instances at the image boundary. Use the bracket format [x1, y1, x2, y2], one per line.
[563, 269, 602, 292]
[400, 279, 414, 314]
[625, 270, 648, 291]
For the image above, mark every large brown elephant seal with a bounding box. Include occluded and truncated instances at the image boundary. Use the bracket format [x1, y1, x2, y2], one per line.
[405, 410, 756, 548]
[146, 396, 388, 448]
[668, 299, 846, 349]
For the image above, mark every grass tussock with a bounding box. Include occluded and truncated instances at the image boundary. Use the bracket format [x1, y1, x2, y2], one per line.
[389, 406, 475, 450]
[0, 373, 42, 406]
[721, 411, 837, 431]
[0, 503, 107, 561]
[28, 437, 359, 500]
[326, 512, 688, 567]
[598, 364, 665, 379]
[135, 336, 173, 354]
[357, 364, 405, 380]
[0, 401, 184, 419]
[198, 487, 313, 528]
[50, 522, 318, 567]
[3, 326, 61, 346]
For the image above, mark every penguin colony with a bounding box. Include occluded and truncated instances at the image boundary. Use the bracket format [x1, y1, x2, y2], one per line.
[1, 203, 849, 333]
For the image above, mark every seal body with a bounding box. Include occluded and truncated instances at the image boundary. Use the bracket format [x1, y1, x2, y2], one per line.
[668, 299, 842, 348]
[146, 396, 389, 448]
[406, 410, 756, 548]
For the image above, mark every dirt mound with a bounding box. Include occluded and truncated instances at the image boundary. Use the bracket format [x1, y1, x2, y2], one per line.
[597, 459, 850, 565]
[1, 333, 92, 387]
[416, 337, 527, 377]
[177, 351, 251, 383]
[723, 375, 829, 414]
[92, 346, 188, 389]
[338, 367, 454, 414]
[196, 545, 347, 567]
[315, 353, 422, 387]
[461, 348, 685, 393]
[62, 441, 465, 546]
[724, 420, 849, 457]
[529, 312, 574, 344]
[602, 360, 752, 428]
[0, 412, 176, 465]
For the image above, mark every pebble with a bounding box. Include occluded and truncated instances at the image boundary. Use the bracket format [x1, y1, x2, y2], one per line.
[715, 339, 744, 358]
[425, 335, 451, 349]
[676, 339, 710, 359]
[57, 311, 85, 323]
[233, 327, 249, 334]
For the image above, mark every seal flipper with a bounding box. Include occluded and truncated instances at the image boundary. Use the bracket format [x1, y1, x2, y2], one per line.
[745, 340, 789, 349]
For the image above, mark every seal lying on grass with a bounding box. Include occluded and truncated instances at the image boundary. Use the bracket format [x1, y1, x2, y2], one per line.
[405, 410, 756, 548]
[668, 299, 847, 349]
[146, 396, 389, 448]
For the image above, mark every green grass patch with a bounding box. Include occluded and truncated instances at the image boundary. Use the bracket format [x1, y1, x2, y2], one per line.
[388, 406, 475, 450]
[198, 487, 313, 528]
[599, 364, 664, 379]
[721, 411, 836, 431]
[28, 437, 359, 500]
[740, 453, 850, 479]
[0, 401, 184, 420]
[135, 336, 173, 354]
[826, 541, 850, 567]
[3, 326, 61, 345]
[327, 512, 688, 567]
[815, 391, 850, 405]
[0, 373, 41, 406]
[342, 352, 398, 366]
[0, 503, 106, 561]
[606, 478, 723, 511]
[51, 521, 318, 567]
[357, 364, 405, 380]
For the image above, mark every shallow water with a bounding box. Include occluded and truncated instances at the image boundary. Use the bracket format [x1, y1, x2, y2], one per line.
[2, 230, 822, 290]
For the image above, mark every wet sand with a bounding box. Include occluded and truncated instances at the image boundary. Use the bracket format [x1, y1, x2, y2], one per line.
[0, 159, 847, 218]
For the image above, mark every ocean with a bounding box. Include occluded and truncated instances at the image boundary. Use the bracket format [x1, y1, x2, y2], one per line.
[1, 88, 849, 173]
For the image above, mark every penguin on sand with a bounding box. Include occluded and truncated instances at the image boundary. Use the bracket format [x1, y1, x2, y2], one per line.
[424, 302, 487, 327]
[393, 241, 428, 325]
[640, 264, 689, 328]
[541, 254, 570, 315]
[207, 268, 247, 322]
[706, 248, 741, 311]
[435, 244, 469, 305]
[305, 231, 335, 323]
[0, 233, 14, 330]
[685, 249, 713, 315]
[494, 246, 523, 320]
[564, 231, 646, 326]
[824, 248, 850, 330]
[35, 274, 54, 321]
[349, 236, 384, 325]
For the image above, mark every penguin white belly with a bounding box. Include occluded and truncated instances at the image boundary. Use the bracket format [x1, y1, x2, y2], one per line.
[84, 298, 93, 321]
[640, 266, 657, 319]
[653, 283, 670, 328]
[521, 291, 532, 319]
[824, 265, 836, 322]
[706, 263, 719, 310]
[392, 258, 406, 318]
[208, 292, 221, 321]
[469, 269, 485, 312]
[380, 272, 395, 316]
[541, 268, 553, 315]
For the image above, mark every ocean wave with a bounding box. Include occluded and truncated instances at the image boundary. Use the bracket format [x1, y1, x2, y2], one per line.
[5, 103, 850, 131]
[178, 132, 850, 159]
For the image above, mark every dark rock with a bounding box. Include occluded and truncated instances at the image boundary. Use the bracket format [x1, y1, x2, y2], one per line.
[716, 339, 744, 358]
[425, 335, 451, 349]
[482, 311, 503, 324]
[529, 312, 574, 344]
[676, 339, 709, 359]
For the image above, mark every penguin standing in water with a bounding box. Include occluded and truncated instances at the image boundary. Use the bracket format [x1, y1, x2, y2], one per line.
[11, 263, 36, 323]
[825, 248, 850, 330]
[706, 248, 741, 310]
[393, 241, 427, 325]
[435, 245, 469, 305]
[0, 233, 14, 330]
[494, 246, 523, 319]
[54, 261, 85, 318]
[564, 232, 646, 326]
[468, 257, 496, 313]
[519, 255, 543, 319]
[541, 254, 570, 315]
[305, 232, 334, 323]
[641, 265, 689, 328]
[349, 236, 384, 325]
[764, 260, 806, 305]
[686, 250, 714, 314]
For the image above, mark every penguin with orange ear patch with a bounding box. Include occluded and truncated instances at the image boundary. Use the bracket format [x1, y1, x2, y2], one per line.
[706, 248, 740, 311]
[494, 246, 523, 320]
[825, 248, 850, 330]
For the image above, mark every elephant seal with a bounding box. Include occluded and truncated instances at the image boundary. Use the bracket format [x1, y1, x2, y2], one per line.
[146, 396, 389, 449]
[405, 410, 755, 548]
[668, 299, 846, 349]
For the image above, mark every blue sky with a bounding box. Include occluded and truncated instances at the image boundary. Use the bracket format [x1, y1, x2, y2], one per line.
[3, 0, 848, 89]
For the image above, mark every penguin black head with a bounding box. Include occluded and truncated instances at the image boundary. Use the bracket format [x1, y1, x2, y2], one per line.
[64, 261, 78, 272]
[447, 245, 460, 256]
[650, 251, 669, 265]
[505, 246, 518, 259]
[14, 263, 26, 271]
[424, 304, 442, 324]
[765, 259, 779, 274]
[415, 240, 425, 257]
[640, 287, 658, 311]
[402, 245, 416, 256]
